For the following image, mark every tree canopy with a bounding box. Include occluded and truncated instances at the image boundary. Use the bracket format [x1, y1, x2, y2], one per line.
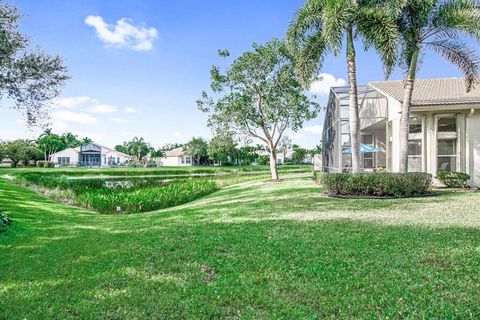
[185, 137, 208, 166]
[0, 3, 69, 126]
[115, 137, 151, 161]
[198, 39, 319, 179]
[0, 139, 41, 167]
[208, 133, 237, 165]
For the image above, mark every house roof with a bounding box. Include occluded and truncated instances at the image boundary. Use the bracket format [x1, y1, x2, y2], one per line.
[369, 78, 480, 106]
[50, 143, 132, 158]
[165, 147, 185, 157]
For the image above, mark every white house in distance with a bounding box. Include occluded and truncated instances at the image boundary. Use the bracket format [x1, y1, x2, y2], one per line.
[158, 147, 193, 166]
[322, 77, 480, 187]
[256, 149, 313, 164]
[50, 143, 133, 167]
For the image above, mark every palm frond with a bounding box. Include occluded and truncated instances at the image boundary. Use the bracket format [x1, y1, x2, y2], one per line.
[321, 0, 355, 54]
[427, 39, 480, 91]
[294, 31, 328, 86]
[286, 0, 325, 51]
[432, 0, 480, 41]
[356, 6, 399, 79]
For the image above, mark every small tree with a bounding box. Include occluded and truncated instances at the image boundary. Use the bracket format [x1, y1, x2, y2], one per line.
[0, 3, 69, 126]
[185, 137, 208, 166]
[236, 146, 258, 166]
[0, 140, 39, 167]
[292, 146, 308, 165]
[36, 129, 67, 161]
[208, 134, 237, 165]
[278, 136, 292, 162]
[150, 148, 165, 159]
[198, 40, 319, 180]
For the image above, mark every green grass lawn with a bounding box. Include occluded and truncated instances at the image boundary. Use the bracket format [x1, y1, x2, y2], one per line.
[1, 172, 480, 318]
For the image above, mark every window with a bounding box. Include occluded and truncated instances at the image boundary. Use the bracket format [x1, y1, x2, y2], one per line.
[408, 141, 422, 172]
[340, 105, 349, 119]
[437, 140, 457, 171]
[438, 117, 456, 132]
[409, 117, 422, 134]
[408, 116, 423, 172]
[436, 116, 458, 172]
[181, 156, 192, 164]
[341, 120, 350, 147]
[57, 157, 70, 165]
[362, 134, 374, 168]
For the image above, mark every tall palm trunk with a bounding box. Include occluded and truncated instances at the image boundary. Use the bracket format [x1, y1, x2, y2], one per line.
[346, 26, 361, 173]
[399, 47, 420, 173]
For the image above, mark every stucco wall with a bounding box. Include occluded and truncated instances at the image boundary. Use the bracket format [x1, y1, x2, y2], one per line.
[160, 156, 193, 166]
[102, 150, 131, 165]
[51, 149, 79, 166]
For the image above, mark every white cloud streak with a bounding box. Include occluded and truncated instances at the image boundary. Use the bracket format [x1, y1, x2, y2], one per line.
[88, 104, 117, 114]
[85, 15, 158, 51]
[124, 107, 137, 113]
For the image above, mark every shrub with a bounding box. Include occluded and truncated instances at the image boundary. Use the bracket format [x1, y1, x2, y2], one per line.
[316, 172, 432, 198]
[256, 155, 269, 166]
[0, 212, 11, 233]
[36, 160, 55, 168]
[145, 160, 157, 168]
[36, 160, 46, 167]
[436, 171, 470, 188]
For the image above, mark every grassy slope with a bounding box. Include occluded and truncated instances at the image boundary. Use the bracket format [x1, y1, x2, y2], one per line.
[1, 174, 480, 319]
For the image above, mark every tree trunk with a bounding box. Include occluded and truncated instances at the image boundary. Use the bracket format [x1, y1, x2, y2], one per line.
[346, 26, 361, 174]
[269, 149, 279, 180]
[399, 47, 420, 173]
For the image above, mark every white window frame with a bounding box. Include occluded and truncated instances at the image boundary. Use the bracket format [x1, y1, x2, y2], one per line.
[434, 114, 460, 172]
[361, 134, 375, 169]
[408, 115, 425, 172]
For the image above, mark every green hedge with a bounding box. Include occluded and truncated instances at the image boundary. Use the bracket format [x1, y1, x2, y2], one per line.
[436, 171, 470, 188]
[315, 172, 432, 198]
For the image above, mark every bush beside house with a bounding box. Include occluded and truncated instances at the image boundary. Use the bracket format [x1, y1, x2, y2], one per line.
[436, 171, 470, 188]
[315, 172, 432, 198]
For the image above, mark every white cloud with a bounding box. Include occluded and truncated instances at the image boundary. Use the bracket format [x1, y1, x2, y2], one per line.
[85, 15, 158, 51]
[52, 110, 97, 129]
[52, 96, 98, 109]
[304, 125, 324, 135]
[309, 73, 346, 96]
[124, 107, 137, 113]
[173, 131, 184, 139]
[88, 103, 117, 114]
[109, 117, 128, 123]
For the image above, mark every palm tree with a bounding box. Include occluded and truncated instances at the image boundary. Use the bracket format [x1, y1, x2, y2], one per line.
[287, 0, 398, 173]
[395, 0, 480, 173]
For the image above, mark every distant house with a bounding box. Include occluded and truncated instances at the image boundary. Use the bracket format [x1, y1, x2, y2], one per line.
[256, 149, 312, 164]
[50, 143, 133, 167]
[322, 77, 480, 187]
[159, 147, 193, 166]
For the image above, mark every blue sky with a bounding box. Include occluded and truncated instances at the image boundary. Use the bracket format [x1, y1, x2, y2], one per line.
[0, 0, 473, 148]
